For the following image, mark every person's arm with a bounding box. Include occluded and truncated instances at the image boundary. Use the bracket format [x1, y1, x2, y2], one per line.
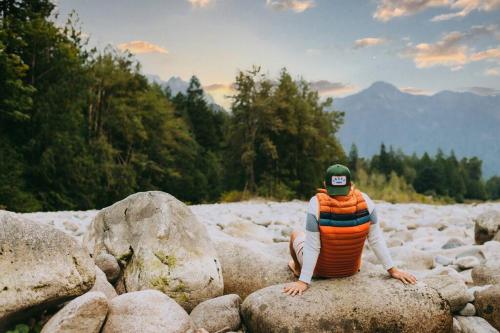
[284, 197, 320, 296]
[364, 194, 416, 284]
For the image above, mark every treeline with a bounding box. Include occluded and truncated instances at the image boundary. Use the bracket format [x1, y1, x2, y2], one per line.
[0, 0, 344, 212]
[348, 144, 500, 203]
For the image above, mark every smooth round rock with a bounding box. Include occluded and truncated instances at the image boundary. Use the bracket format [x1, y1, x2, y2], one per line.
[475, 284, 500, 331]
[94, 253, 121, 283]
[455, 256, 480, 270]
[443, 238, 466, 249]
[241, 270, 452, 333]
[90, 266, 117, 300]
[102, 290, 195, 333]
[458, 303, 476, 316]
[190, 294, 242, 332]
[0, 212, 95, 329]
[41, 292, 108, 333]
[474, 211, 500, 245]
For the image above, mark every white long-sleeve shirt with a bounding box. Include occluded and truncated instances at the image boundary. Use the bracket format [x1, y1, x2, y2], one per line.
[299, 193, 394, 284]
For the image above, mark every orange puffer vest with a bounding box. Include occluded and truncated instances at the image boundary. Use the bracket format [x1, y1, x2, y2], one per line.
[314, 186, 371, 277]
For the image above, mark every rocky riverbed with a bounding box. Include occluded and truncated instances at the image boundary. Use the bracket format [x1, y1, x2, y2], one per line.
[1, 192, 499, 332]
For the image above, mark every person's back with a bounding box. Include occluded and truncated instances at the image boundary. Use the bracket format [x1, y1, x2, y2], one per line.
[284, 164, 416, 296]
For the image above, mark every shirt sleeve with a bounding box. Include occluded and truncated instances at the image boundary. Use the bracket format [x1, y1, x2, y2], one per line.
[366, 219, 394, 270]
[299, 196, 321, 284]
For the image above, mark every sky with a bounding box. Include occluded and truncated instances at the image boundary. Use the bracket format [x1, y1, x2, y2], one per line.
[55, 0, 500, 107]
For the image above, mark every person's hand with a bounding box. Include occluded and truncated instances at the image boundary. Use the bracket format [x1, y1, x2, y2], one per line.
[388, 267, 417, 284]
[283, 281, 309, 296]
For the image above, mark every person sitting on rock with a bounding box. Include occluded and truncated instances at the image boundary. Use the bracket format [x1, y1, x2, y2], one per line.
[284, 164, 417, 296]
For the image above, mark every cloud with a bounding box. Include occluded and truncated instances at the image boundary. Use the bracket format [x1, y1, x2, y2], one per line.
[462, 86, 500, 95]
[266, 0, 315, 13]
[309, 80, 357, 95]
[373, 0, 450, 21]
[400, 86, 432, 95]
[187, 0, 213, 8]
[373, 0, 500, 22]
[353, 37, 386, 49]
[470, 47, 500, 61]
[203, 83, 236, 93]
[485, 66, 500, 75]
[401, 26, 500, 68]
[432, 0, 500, 21]
[117, 41, 168, 55]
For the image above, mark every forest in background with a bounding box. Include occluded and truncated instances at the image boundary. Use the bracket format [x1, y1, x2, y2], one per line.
[1, 0, 499, 212]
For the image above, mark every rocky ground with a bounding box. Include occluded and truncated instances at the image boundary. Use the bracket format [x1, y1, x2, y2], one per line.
[1, 193, 499, 332]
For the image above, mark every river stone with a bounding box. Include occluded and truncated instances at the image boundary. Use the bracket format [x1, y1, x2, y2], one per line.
[90, 266, 117, 300]
[211, 233, 294, 299]
[94, 253, 121, 283]
[455, 256, 480, 270]
[472, 264, 500, 285]
[101, 290, 195, 333]
[83, 191, 223, 311]
[422, 275, 470, 313]
[435, 255, 454, 266]
[474, 211, 500, 245]
[241, 270, 451, 333]
[40, 292, 108, 333]
[454, 316, 498, 333]
[458, 303, 476, 316]
[475, 284, 500, 330]
[190, 294, 242, 332]
[0, 211, 95, 329]
[443, 238, 466, 249]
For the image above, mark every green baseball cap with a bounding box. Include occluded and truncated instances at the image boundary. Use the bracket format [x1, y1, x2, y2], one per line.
[325, 164, 351, 196]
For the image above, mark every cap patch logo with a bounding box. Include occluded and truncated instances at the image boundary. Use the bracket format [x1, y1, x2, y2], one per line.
[331, 176, 347, 186]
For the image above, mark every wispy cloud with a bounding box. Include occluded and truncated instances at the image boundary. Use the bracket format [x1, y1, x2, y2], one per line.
[266, 0, 315, 13]
[353, 37, 386, 49]
[462, 86, 500, 95]
[432, 0, 500, 21]
[485, 66, 500, 76]
[309, 80, 357, 96]
[187, 0, 213, 8]
[400, 86, 432, 95]
[203, 83, 236, 93]
[401, 25, 500, 69]
[373, 0, 500, 22]
[117, 41, 168, 55]
[373, 0, 449, 22]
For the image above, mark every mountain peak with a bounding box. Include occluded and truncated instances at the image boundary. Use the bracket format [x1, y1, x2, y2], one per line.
[367, 81, 401, 93]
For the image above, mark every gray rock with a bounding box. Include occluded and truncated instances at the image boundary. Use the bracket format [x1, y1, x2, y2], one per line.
[0, 211, 95, 330]
[474, 211, 500, 245]
[455, 256, 480, 270]
[453, 317, 462, 333]
[475, 284, 500, 331]
[455, 247, 485, 262]
[90, 266, 117, 300]
[41, 292, 108, 333]
[102, 290, 195, 333]
[190, 294, 242, 332]
[458, 303, 476, 316]
[365, 247, 434, 271]
[472, 264, 500, 285]
[435, 255, 454, 266]
[241, 270, 452, 333]
[94, 253, 121, 283]
[423, 275, 470, 313]
[84, 191, 223, 311]
[386, 238, 404, 247]
[211, 234, 294, 299]
[443, 238, 466, 249]
[455, 316, 498, 333]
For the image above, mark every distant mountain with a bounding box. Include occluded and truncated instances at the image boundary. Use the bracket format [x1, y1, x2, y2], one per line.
[333, 81, 500, 177]
[145, 75, 218, 106]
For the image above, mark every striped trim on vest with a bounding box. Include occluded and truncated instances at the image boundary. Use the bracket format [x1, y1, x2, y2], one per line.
[314, 186, 371, 278]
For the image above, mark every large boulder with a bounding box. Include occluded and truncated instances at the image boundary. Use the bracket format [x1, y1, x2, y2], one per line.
[101, 290, 195, 333]
[40, 292, 108, 333]
[0, 211, 95, 329]
[474, 211, 500, 245]
[422, 275, 470, 312]
[475, 285, 500, 330]
[241, 269, 452, 333]
[83, 191, 223, 311]
[211, 233, 294, 299]
[190, 294, 242, 332]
